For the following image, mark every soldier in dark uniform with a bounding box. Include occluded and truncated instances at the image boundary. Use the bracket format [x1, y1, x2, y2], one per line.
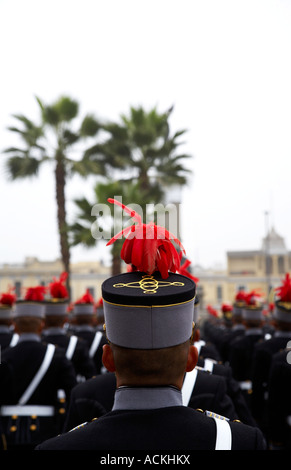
[196, 358, 256, 427]
[41, 273, 96, 381]
[201, 305, 223, 347]
[0, 286, 77, 450]
[35, 198, 266, 450]
[267, 347, 291, 450]
[192, 298, 221, 362]
[0, 290, 19, 350]
[228, 290, 265, 407]
[251, 274, 291, 434]
[217, 293, 246, 363]
[69, 289, 108, 375]
[62, 294, 240, 432]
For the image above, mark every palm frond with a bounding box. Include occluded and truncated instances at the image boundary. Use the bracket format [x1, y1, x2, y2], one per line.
[80, 114, 100, 137]
[5, 156, 43, 179]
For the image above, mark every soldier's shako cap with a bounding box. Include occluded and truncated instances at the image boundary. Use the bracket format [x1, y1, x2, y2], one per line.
[15, 286, 46, 318]
[0, 291, 16, 319]
[101, 198, 196, 350]
[102, 271, 195, 349]
[274, 273, 291, 323]
[221, 302, 233, 323]
[73, 289, 95, 315]
[242, 289, 264, 320]
[44, 272, 69, 316]
[233, 291, 247, 317]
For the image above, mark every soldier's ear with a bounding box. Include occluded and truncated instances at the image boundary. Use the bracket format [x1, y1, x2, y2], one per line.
[185, 344, 198, 372]
[102, 344, 116, 372]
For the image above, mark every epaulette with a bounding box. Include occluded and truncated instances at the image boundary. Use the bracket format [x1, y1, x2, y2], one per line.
[68, 416, 98, 432]
[196, 409, 241, 423]
[195, 366, 211, 374]
[69, 421, 88, 432]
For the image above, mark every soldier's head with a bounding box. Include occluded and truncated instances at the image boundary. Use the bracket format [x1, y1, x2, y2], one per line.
[100, 198, 198, 389]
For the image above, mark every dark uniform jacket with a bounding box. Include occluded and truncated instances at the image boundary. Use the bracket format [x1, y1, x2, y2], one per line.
[0, 334, 77, 449]
[216, 325, 246, 363]
[71, 325, 108, 375]
[42, 328, 96, 380]
[251, 331, 291, 426]
[229, 329, 265, 382]
[63, 368, 238, 432]
[197, 358, 256, 427]
[194, 339, 221, 362]
[36, 386, 266, 450]
[267, 349, 291, 450]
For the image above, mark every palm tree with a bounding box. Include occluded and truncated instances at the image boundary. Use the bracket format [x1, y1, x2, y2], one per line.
[4, 95, 106, 296]
[70, 105, 193, 274]
[83, 105, 192, 216]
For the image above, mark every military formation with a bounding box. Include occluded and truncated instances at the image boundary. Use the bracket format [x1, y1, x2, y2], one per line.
[0, 199, 289, 451]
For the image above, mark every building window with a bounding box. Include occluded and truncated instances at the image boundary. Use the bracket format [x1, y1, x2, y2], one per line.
[14, 281, 21, 299]
[216, 285, 223, 303]
[278, 256, 285, 274]
[266, 256, 273, 275]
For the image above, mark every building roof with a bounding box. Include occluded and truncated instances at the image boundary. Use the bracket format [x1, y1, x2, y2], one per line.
[227, 226, 289, 258]
[261, 226, 287, 255]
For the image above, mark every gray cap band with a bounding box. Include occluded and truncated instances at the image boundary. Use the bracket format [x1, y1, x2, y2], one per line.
[233, 306, 243, 317]
[242, 308, 263, 321]
[104, 298, 194, 349]
[15, 303, 45, 318]
[0, 307, 14, 319]
[44, 303, 68, 315]
[274, 305, 291, 323]
[73, 304, 94, 315]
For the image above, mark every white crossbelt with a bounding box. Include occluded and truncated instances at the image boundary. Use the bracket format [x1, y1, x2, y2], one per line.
[0, 343, 56, 418]
[0, 405, 55, 416]
[9, 333, 19, 347]
[203, 358, 215, 373]
[66, 335, 78, 360]
[213, 417, 232, 450]
[89, 331, 103, 358]
[181, 368, 198, 406]
[194, 340, 206, 356]
[238, 380, 252, 391]
[18, 343, 55, 405]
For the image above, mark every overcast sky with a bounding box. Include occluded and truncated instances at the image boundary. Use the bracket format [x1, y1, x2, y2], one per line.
[1, 0, 291, 270]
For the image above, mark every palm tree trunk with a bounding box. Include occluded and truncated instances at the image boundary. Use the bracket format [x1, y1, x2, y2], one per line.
[111, 240, 122, 275]
[55, 155, 71, 298]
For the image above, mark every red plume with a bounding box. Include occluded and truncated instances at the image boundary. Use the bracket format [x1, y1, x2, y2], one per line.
[275, 273, 291, 302]
[24, 286, 46, 301]
[235, 290, 247, 302]
[244, 289, 263, 306]
[221, 303, 233, 313]
[206, 305, 219, 318]
[95, 297, 103, 308]
[75, 289, 94, 304]
[0, 287, 16, 307]
[49, 272, 69, 299]
[106, 198, 185, 279]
